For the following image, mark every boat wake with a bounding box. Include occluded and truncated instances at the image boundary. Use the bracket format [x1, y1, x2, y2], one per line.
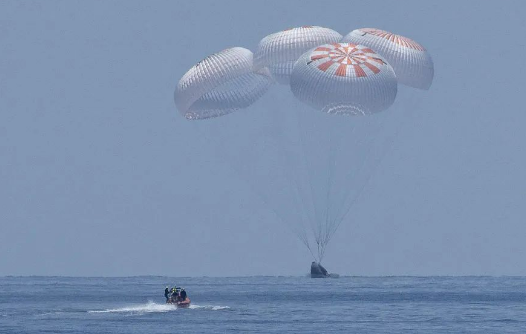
[88, 301, 174, 314]
[189, 304, 230, 311]
[88, 301, 229, 314]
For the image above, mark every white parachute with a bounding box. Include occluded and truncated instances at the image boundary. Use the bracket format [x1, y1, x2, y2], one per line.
[175, 26, 432, 264]
[254, 26, 342, 84]
[342, 28, 434, 90]
[174, 47, 273, 120]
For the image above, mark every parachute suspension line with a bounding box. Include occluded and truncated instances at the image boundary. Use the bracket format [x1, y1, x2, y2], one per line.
[295, 107, 325, 248]
[335, 116, 376, 222]
[244, 164, 312, 259]
[291, 109, 311, 230]
[317, 115, 327, 258]
[331, 95, 428, 249]
[320, 118, 343, 262]
[332, 117, 392, 235]
[296, 223, 317, 262]
[323, 118, 366, 252]
[323, 122, 334, 250]
[323, 123, 332, 232]
[203, 123, 307, 252]
[268, 104, 320, 256]
[296, 113, 324, 254]
[207, 120, 318, 261]
[320, 117, 370, 262]
[327, 119, 361, 226]
[299, 109, 326, 261]
[329, 123, 346, 216]
[325, 115, 381, 245]
[318, 116, 331, 257]
[334, 91, 425, 231]
[333, 128, 391, 236]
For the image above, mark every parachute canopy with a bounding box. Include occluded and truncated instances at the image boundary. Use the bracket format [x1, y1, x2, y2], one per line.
[174, 47, 273, 120]
[342, 28, 434, 90]
[290, 43, 397, 115]
[254, 26, 342, 84]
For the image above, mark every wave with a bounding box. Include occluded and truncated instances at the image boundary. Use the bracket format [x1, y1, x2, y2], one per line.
[88, 301, 230, 314]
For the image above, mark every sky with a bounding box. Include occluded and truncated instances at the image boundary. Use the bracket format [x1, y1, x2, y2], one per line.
[1, 0, 526, 277]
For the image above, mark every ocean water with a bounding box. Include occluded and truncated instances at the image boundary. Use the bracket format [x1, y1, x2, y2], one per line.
[1, 276, 525, 333]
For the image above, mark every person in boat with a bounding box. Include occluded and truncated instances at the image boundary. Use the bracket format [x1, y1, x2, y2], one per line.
[171, 287, 179, 303]
[179, 288, 187, 301]
[164, 286, 170, 301]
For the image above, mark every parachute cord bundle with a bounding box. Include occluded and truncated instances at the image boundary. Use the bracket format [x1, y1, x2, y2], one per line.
[296, 111, 388, 262]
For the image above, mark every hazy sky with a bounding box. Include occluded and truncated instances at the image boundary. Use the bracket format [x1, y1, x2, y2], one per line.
[1, 0, 526, 276]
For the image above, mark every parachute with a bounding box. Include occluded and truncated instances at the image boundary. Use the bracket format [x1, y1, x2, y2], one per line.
[174, 27, 432, 264]
[174, 47, 273, 120]
[254, 26, 342, 84]
[342, 28, 434, 90]
[290, 43, 397, 115]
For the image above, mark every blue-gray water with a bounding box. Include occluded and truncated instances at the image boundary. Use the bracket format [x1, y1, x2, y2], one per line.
[1, 276, 525, 333]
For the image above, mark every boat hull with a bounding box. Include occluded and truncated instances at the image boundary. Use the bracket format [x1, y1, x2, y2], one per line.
[167, 297, 191, 308]
[177, 298, 191, 308]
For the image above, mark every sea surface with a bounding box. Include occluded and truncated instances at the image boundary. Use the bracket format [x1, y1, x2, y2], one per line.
[1, 276, 525, 333]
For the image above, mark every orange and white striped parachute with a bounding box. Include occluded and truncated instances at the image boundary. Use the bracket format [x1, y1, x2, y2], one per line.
[174, 47, 273, 120]
[290, 43, 398, 115]
[342, 28, 434, 90]
[254, 26, 342, 84]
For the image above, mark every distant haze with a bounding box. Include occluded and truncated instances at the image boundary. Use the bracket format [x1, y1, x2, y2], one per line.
[1, 0, 526, 276]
